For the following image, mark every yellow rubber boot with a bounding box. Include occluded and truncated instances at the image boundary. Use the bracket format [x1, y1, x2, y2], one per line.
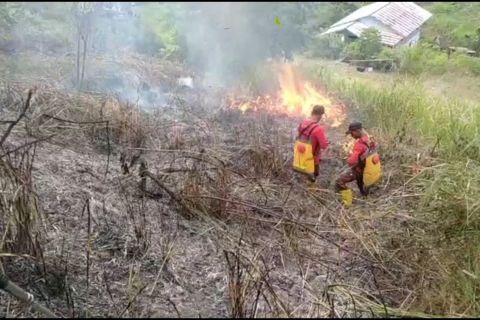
[340, 189, 353, 208]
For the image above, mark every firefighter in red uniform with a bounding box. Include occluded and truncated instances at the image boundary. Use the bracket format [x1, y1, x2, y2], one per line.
[297, 105, 330, 183]
[335, 122, 376, 205]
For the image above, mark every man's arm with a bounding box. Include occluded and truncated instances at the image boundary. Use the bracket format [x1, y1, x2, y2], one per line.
[347, 143, 367, 167]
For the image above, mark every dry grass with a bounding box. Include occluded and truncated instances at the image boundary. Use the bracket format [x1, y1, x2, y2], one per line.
[0, 61, 447, 318]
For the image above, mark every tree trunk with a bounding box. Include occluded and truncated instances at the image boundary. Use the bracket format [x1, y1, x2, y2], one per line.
[80, 33, 88, 89]
[76, 31, 81, 86]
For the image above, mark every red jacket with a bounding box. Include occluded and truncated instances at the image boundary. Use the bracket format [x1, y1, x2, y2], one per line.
[297, 119, 329, 165]
[347, 134, 376, 167]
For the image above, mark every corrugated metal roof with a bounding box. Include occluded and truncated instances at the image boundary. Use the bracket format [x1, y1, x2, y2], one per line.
[321, 2, 432, 47]
[322, 22, 356, 35]
[372, 2, 432, 38]
[345, 21, 403, 47]
[330, 2, 389, 29]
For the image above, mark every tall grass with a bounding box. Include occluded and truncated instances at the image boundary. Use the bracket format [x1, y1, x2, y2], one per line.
[316, 66, 480, 163]
[309, 64, 480, 316]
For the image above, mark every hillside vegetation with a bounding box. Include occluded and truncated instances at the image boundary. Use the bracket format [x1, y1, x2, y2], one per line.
[301, 2, 480, 315]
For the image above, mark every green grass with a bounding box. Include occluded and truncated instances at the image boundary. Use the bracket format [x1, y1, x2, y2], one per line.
[422, 2, 480, 49]
[302, 61, 480, 316]
[315, 65, 480, 162]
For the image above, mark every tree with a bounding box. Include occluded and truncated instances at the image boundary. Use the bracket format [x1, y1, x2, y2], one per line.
[344, 27, 383, 60]
[137, 3, 183, 59]
[465, 28, 480, 56]
[303, 2, 360, 34]
[73, 2, 95, 89]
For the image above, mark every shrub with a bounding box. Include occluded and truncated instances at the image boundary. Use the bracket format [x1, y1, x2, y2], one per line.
[309, 33, 345, 59]
[138, 3, 182, 59]
[376, 47, 402, 72]
[344, 27, 382, 60]
[397, 44, 448, 75]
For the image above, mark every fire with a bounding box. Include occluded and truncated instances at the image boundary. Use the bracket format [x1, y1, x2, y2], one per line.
[239, 102, 251, 113]
[278, 64, 345, 127]
[229, 63, 346, 128]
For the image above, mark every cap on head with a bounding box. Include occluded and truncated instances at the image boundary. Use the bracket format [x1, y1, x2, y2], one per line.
[345, 121, 363, 134]
[311, 105, 325, 116]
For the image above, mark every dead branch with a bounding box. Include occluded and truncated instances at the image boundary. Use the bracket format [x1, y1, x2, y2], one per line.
[144, 170, 197, 218]
[41, 114, 108, 125]
[0, 89, 34, 147]
[0, 134, 56, 159]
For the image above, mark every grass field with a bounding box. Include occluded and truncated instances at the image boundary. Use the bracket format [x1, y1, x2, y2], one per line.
[298, 56, 480, 316]
[299, 57, 480, 105]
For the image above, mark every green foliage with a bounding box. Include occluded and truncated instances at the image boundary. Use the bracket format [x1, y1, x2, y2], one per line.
[422, 2, 480, 49]
[451, 52, 480, 76]
[377, 44, 480, 77]
[309, 34, 345, 59]
[397, 44, 448, 75]
[0, 2, 74, 53]
[376, 47, 401, 71]
[303, 2, 360, 55]
[344, 28, 382, 60]
[137, 3, 182, 58]
[314, 65, 480, 315]
[304, 2, 360, 32]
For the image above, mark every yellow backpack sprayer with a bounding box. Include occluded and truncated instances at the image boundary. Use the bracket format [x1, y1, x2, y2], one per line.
[360, 139, 382, 188]
[293, 122, 318, 180]
[339, 133, 382, 208]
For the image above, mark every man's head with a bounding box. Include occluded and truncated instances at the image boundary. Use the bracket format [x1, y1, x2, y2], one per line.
[311, 105, 325, 122]
[345, 121, 363, 139]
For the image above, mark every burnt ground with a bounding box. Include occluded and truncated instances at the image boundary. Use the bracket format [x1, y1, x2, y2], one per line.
[0, 74, 404, 318]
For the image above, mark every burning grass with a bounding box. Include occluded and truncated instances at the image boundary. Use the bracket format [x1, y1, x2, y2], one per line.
[228, 63, 347, 128]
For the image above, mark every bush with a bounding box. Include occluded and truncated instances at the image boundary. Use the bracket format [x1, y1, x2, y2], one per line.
[376, 47, 402, 72]
[397, 44, 448, 75]
[344, 27, 382, 60]
[138, 3, 183, 59]
[309, 33, 345, 59]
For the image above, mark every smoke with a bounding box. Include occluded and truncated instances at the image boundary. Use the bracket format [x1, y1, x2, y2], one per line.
[172, 2, 302, 86]
[171, 2, 304, 88]
[0, 2, 308, 105]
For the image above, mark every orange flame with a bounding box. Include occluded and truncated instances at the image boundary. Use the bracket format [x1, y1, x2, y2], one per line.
[229, 64, 346, 127]
[278, 64, 345, 127]
[239, 102, 250, 113]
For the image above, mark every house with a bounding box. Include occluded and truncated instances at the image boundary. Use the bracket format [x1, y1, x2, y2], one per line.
[321, 2, 432, 48]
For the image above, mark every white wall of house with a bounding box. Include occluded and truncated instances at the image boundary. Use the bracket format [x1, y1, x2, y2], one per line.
[354, 16, 423, 48]
[396, 29, 421, 47]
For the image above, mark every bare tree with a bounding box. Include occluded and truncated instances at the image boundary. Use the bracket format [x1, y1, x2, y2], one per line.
[73, 2, 95, 89]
